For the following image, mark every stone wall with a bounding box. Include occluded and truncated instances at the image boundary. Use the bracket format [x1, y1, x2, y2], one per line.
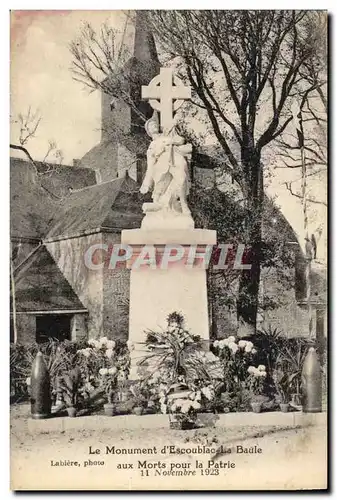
[260, 267, 310, 338]
[210, 264, 316, 339]
[102, 232, 130, 341]
[46, 233, 104, 339]
[14, 314, 36, 344]
[71, 314, 89, 341]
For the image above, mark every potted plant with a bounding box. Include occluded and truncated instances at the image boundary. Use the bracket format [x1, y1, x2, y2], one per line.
[250, 394, 267, 413]
[129, 382, 149, 415]
[99, 367, 118, 416]
[247, 365, 267, 413]
[59, 367, 82, 417]
[276, 340, 310, 411]
[164, 382, 201, 430]
[139, 312, 203, 387]
[273, 365, 291, 412]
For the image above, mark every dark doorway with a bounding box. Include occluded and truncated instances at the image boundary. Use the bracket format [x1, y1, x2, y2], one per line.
[36, 314, 72, 344]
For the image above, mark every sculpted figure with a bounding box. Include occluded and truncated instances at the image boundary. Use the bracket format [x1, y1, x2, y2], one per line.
[140, 115, 192, 216]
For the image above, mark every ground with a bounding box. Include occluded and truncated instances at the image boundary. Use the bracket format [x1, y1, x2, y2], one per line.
[10, 404, 327, 491]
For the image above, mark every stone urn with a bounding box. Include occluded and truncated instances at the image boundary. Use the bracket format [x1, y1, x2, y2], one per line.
[104, 403, 116, 416]
[132, 406, 144, 416]
[66, 406, 77, 418]
[250, 402, 262, 413]
[279, 403, 289, 413]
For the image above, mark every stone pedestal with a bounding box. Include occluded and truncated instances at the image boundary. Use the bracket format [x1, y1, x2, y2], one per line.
[121, 228, 217, 377]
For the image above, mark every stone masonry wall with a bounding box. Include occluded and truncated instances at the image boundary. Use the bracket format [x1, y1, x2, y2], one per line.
[46, 233, 104, 339]
[102, 232, 130, 341]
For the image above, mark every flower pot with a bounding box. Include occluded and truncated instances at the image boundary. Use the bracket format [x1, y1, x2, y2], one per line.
[114, 402, 130, 415]
[251, 402, 262, 413]
[132, 406, 144, 416]
[290, 393, 303, 411]
[280, 403, 289, 413]
[66, 406, 77, 418]
[104, 403, 116, 416]
[169, 420, 196, 430]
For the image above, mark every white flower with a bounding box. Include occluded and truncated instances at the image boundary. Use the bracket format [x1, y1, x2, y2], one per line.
[229, 342, 238, 354]
[213, 340, 219, 348]
[98, 336, 108, 347]
[192, 400, 201, 410]
[238, 340, 247, 349]
[205, 351, 218, 362]
[160, 404, 167, 414]
[245, 344, 253, 353]
[26, 377, 31, 386]
[151, 372, 160, 382]
[88, 338, 97, 347]
[84, 382, 94, 392]
[260, 371, 267, 377]
[159, 396, 166, 405]
[127, 340, 135, 351]
[181, 401, 192, 413]
[108, 367, 117, 375]
[99, 368, 108, 376]
[258, 365, 266, 371]
[201, 386, 213, 400]
[252, 348, 257, 354]
[106, 340, 116, 350]
[106, 348, 114, 359]
[118, 371, 126, 381]
[82, 348, 92, 358]
[247, 366, 255, 374]
[227, 336, 236, 343]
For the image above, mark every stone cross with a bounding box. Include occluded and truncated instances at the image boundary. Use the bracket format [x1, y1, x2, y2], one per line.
[141, 67, 191, 133]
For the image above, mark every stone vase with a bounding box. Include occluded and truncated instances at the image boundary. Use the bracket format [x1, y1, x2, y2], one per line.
[66, 406, 77, 418]
[251, 402, 262, 413]
[279, 403, 289, 413]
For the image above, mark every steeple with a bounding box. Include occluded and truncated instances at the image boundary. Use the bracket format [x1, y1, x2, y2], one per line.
[125, 11, 160, 134]
[81, 11, 160, 183]
[100, 11, 160, 141]
[134, 11, 159, 65]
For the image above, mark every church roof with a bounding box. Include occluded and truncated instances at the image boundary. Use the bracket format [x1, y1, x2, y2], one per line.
[12, 245, 86, 313]
[10, 157, 97, 239]
[45, 175, 143, 240]
[10, 157, 57, 239]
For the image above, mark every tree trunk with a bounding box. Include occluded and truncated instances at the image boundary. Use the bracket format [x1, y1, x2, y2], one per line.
[237, 149, 263, 337]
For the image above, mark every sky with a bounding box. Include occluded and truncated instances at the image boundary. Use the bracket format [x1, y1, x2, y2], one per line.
[9, 10, 327, 260]
[10, 10, 129, 163]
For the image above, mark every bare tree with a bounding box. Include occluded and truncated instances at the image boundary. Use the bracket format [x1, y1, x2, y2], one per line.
[10, 107, 66, 200]
[146, 10, 325, 333]
[275, 12, 327, 209]
[68, 11, 326, 333]
[69, 17, 158, 132]
[10, 107, 65, 173]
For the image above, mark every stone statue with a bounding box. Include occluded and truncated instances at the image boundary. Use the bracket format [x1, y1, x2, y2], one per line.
[140, 113, 192, 218]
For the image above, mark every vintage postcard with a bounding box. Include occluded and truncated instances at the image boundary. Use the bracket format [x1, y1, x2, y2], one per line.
[10, 10, 328, 490]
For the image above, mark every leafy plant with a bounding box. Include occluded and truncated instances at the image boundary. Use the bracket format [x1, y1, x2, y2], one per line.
[58, 367, 82, 408]
[275, 338, 311, 397]
[129, 382, 150, 409]
[272, 366, 291, 404]
[212, 337, 258, 393]
[251, 325, 286, 373]
[139, 312, 203, 385]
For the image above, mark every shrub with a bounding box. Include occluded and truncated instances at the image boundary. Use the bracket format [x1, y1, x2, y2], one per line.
[10, 337, 131, 409]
